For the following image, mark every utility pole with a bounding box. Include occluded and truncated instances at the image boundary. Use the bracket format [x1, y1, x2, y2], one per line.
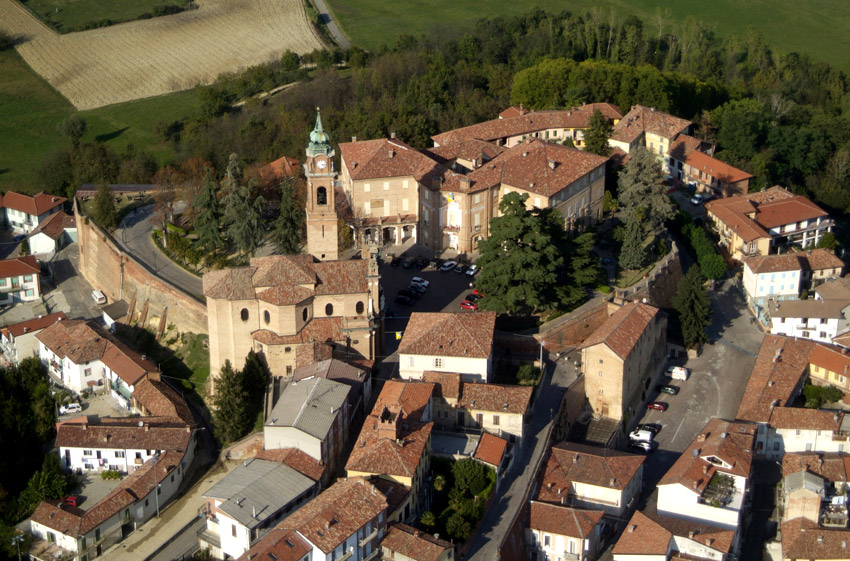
[11, 533, 24, 561]
[152, 453, 160, 518]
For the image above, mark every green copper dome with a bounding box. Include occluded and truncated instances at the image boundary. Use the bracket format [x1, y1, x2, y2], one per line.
[307, 107, 333, 157]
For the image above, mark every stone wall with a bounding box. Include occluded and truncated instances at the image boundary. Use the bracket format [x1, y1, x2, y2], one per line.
[537, 299, 613, 350]
[76, 201, 208, 335]
[614, 240, 683, 309]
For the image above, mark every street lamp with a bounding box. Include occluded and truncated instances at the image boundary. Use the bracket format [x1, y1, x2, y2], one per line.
[11, 533, 24, 561]
[152, 453, 161, 518]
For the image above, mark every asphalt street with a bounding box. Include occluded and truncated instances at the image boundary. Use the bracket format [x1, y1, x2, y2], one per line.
[311, 0, 351, 49]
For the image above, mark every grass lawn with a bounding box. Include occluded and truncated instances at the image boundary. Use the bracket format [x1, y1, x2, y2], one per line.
[327, 0, 850, 73]
[0, 47, 199, 193]
[19, 0, 192, 32]
[174, 332, 210, 391]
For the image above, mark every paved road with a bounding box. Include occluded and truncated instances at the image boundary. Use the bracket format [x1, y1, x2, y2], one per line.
[466, 358, 572, 560]
[311, 0, 350, 49]
[115, 205, 203, 299]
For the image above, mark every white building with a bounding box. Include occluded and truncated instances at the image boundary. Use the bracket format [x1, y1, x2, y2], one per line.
[240, 477, 388, 561]
[397, 312, 496, 382]
[657, 419, 756, 531]
[769, 299, 850, 344]
[765, 408, 850, 459]
[612, 510, 737, 561]
[526, 501, 605, 561]
[198, 458, 318, 560]
[1, 191, 66, 234]
[0, 312, 66, 365]
[0, 255, 42, 304]
[29, 211, 77, 255]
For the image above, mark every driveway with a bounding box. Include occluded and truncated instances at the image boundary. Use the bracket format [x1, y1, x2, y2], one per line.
[671, 190, 707, 220]
[46, 245, 104, 320]
[632, 276, 764, 494]
[115, 205, 203, 299]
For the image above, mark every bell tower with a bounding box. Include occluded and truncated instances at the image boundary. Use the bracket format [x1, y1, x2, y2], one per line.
[304, 108, 339, 261]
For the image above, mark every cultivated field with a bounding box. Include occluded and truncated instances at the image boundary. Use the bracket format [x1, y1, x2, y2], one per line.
[0, 0, 324, 110]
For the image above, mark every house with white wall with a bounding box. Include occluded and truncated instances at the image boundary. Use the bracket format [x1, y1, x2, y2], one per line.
[198, 458, 318, 560]
[398, 312, 497, 382]
[768, 299, 850, 344]
[0, 312, 66, 365]
[0, 255, 41, 304]
[264, 377, 350, 478]
[612, 510, 737, 561]
[656, 418, 756, 532]
[608, 105, 692, 165]
[766, 408, 849, 458]
[239, 477, 388, 561]
[1, 191, 66, 234]
[380, 523, 454, 561]
[29, 211, 77, 254]
[526, 501, 605, 561]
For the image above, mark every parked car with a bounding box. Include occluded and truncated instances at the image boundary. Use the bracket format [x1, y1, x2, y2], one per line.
[454, 264, 468, 274]
[459, 300, 479, 311]
[466, 264, 478, 277]
[62, 496, 79, 507]
[440, 260, 458, 272]
[466, 293, 482, 302]
[407, 284, 426, 295]
[411, 277, 430, 289]
[629, 441, 653, 453]
[666, 366, 691, 381]
[402, 257, 416, 268]
[394, 295, 414, 306]
[647, 401, 669, 411]
[690, 193, 704, 205]
[59, 403, 82, 415]
[398, 289, 420, 300]
[91, 290, 107, 305]
[656, 385, 680, 395]
[637, 423, 662, 434]
[629, 429, 654, 443]
[415, 257, 428, 270]
[390, 255, 401, 267]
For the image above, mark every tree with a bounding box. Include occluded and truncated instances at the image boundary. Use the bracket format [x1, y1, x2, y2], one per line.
[602, 190, 618, 213]
[446, 512, 472, 540]
[813, 233, 838, 251]
[93, 183, 117, 230]
[584, 109, 612, 155]
[617, 147, 674, 229]
[618, 214, 647, 270]
[212, 361, 251, 445]
[420, 511, 436, 528]
[338, 218, 353, 251]
[452, 458, 489, 495]
[17, 455, 69, 516]
[222, 154, 265, 257]
[433, 474, 446, 492]
[475, 193, 567, 314]
[271, 179, 303, 254]
[673, 265, 712, 349]
[280, 50, 301, 72]
[699, 252, 727, 280]
[803, 383, 844, 409]
[57, 115, 86, 147]
[194, 170, 224, 255]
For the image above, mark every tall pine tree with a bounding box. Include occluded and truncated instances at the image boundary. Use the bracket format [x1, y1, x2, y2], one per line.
[194, 170, 224, 255]
[271, 179, 303, 254]
[617, 147, 674, 229]
[673, 265, 713, 349]
[584, 109, 612, 156]
[93, 183, 117, 229]
[221, 154, 265, 258]
[212, 361, 251, 445]
[619, 214, 647, 270]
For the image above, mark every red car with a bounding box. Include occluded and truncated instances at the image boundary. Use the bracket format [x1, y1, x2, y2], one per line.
[459, 300, 478, 311]
[647, 402, 668, 411]
[62, 496, 79, 507]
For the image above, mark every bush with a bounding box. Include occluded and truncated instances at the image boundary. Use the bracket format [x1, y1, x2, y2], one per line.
[446, 512, 472, 540]
[452, 458, 488, 496]
[517, 364, 541, 385]
[100, 470, 121, 480]
[803, 383, 844, 408]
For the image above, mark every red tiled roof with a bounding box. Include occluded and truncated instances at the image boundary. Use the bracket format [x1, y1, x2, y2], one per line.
[424, 139, 507, 166]
[31, 501, 84, 536]
[1, 312, 66, 339]
[252, 317, 344, 346]
[369, 477, 410, 519]
[685, 151, 753, 184]
[56, 416, 192, 452]
[236, 528, 311, 561]
[346, 421, 432, 478]
[261, 156, 301, 181]
[782, 452, 850, 483]
[610, 105, 692, 144]
[132, 376, 195, 426]
[781, 517, 850, 560]
[528, 501, 604, 539]
[458, 383, 532, 415]
[535, 442, 644, 502]
[580, 302, 660, 360]
[465, 138, 607, 198]
[742, 253, 806, 275]
[736, 336, 815, 423]
[340, 137, 447, 182]
[254, 448, 326, 481]
[0, 255, 40, 278]
[770, 408, 843, 431]
[381, 523, 454, 561]
[704, 197, 768, 243]
[645, 511, 736, 554]
[658, 418, 756, 493]
[278, 477, 387, 554]
[30, 212, 76, 241]
[612, 510, 672, 555]
[398, 312, 496, 359]
[2, 191, 66, 216]
[371, 379, 435, 423]
[667, 134, 706, 160]
[422, 371, 462, 400]
[805, 249, 844, 272]
[755, 196, 828, 229]
[474, 432, 508, 467]
[809, 343, 850, 375]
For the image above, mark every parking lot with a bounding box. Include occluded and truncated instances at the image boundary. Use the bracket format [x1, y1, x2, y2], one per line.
[629, 275, 765, 492]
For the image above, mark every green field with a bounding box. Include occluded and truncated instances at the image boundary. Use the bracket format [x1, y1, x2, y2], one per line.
[19, 0, 192, 32]
[327, 0, 850, 73]
[0, 48, 199, 193]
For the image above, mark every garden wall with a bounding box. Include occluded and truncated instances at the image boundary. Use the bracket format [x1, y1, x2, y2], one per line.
[76, 201, 208, 335]
[614, 240, 683, 309]
[537, 299, 613, 349]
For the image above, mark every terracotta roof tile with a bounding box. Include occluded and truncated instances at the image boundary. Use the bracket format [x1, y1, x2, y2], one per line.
[278, 477, 387, 554]
[261, 156, 301, 181]
[782, 452, 850, 483]
[685, 151, 753, 184]
[528, 501, 604, 539]
[458, 383, 532, 415]
[346, 421, 432, 478]
[645, 511, 736, 553]
[254, 448, 326, 482]
[398, 312, 496, 359]
[736, 336, 816, 423]
[340, 138, 448, 183]
[36, 319, 109, 365]
[0, 255, 40, 278]
[612, 510, 672, 555]
[256, 284, 314, 306]
[610, 105, 692, 144]
[236, 528, 310, 561]
[705, 197, 768, 243]
[31, 501, 83, 536]
[535, 441, 644, 502]
[768, 298, 848, 320]
[658, 418, 756, 492]
[580, 302, 660, 360]
[371, 379, 435, 423]
[422, 371, 462, 400]
[474, 432, 508, 468]
[809, 343, 850, 376]
[742, 253, 806, 275]
[770, 407, 843, 430]
[815, 277, 850, 300]
[30, 212, 75, 241]
[666, 134, 706, 160]
[424, 139, 507, 167]
[781, 517, 850, 560]
[2, 312, 66, 338]
[369, 477, 410, 518]
[56, 416, 192, 453]
[381, 523, 454, 561]
[252, 317, 343, 346]
[2, 191, 66, 216]
[806, 249, 844, 272]
[132, 377, 195, 426]
[755, 196, 828, 229]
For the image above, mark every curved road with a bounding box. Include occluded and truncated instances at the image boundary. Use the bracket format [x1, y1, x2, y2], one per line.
[116, 205, 204, 299]
[311, 0, 350, 49]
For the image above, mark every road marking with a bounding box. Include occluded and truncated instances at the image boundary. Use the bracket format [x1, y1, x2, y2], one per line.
[670, 415, 687, 444]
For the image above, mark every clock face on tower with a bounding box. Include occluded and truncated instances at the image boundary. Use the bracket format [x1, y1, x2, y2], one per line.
[317, 158, 327, 170]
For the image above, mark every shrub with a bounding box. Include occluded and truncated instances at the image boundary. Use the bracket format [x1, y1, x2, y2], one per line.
[446, 512, 472, 540]
[452, 458, 488, 496]
[517, 364, 541, 384]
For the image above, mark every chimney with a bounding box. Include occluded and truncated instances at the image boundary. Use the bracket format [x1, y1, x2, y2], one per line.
[414, 530, 421, 538]
[352, 136, 357, 142]
[818, 535, 824, 543]
[144, 424, 150, 432]
[688, 531, 695, 539]
[628, 525, 636, 533]
[703, 465, 709, 474]
[706, 538, 714, 547]
[548, 160, 557, 170]
[376, 406, 400, 440]
[23, 327, 28, 333]
[522, 151, 529, 157]
[390, 132, 396, 139]
[388, 149, 395, 159]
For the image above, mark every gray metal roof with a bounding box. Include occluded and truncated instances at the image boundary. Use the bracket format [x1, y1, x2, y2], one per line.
[292, 359, 368, 407]
[784, 470, 826, 497]
[265, 377, 349, 440]
[204, 459, 316, 529]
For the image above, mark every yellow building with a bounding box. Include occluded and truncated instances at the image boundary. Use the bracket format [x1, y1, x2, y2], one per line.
[809, 343, 850, 393]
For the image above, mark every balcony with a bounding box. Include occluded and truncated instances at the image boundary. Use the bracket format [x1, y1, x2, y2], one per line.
[197, 528, 221, 550]
[442, 225, 460, 233]
[0, 283, 20, 293]
[359, 527, 378, 547]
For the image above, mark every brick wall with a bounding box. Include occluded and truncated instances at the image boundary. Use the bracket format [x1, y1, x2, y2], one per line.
[538, 300, 612, 349]
[76, 201, 208, 335]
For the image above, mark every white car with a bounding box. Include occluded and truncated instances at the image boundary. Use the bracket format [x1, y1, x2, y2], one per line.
[690, 193, 708, 205]
[465, 264, 478, 277]
[629, 441, 653, 453]
[629, 429, 654, 443]
[666, 366, 691, 381]
[440, 261, 457, 272]
[91, 290, 107, 304]
[410, 277, 429, 289]
[59, 403, 82, 415]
